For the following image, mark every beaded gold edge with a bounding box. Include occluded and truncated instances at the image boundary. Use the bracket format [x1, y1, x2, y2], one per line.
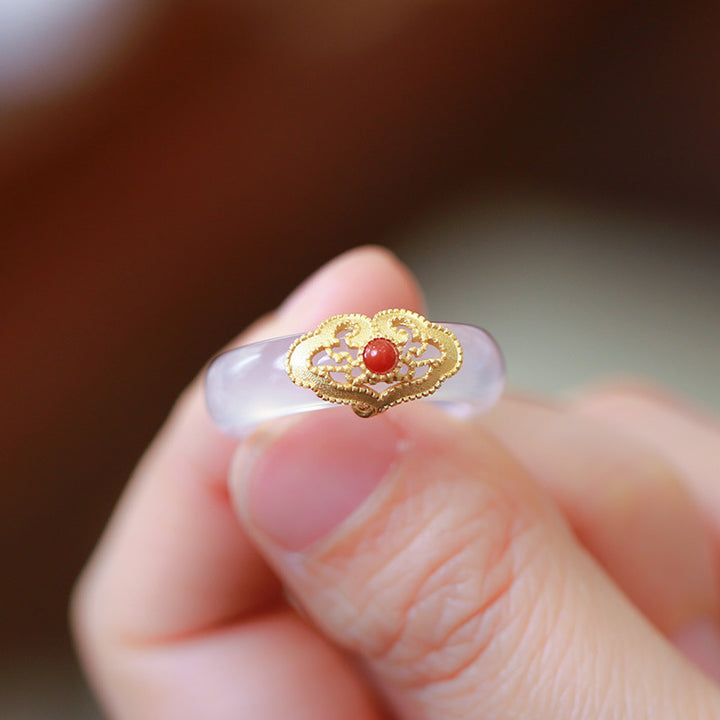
[285, 309, 462, 417]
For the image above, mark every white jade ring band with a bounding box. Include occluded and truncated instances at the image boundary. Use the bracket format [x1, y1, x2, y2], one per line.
[205, 310, 504, 438]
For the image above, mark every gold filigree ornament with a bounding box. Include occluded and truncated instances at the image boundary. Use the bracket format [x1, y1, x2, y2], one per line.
[285, 309, 462, 418]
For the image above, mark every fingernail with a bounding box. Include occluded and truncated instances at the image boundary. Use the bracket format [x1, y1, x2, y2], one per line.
[674, 618, 720, 684]
[233, 409, 401, 551]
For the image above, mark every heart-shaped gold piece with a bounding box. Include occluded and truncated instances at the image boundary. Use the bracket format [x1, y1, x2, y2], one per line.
[286, 309, 462, 417]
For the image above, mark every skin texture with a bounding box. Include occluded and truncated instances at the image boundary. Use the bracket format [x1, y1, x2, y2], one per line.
[74, 247, 720, 719]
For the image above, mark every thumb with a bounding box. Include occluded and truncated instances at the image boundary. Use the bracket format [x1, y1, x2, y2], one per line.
[230, 405, 720, 719]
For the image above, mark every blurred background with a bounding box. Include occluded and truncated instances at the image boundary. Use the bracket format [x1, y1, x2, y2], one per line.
[1, 1, 719, 717]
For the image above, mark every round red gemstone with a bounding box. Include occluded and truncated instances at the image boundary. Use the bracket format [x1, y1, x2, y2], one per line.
[363, 338, 398, 374]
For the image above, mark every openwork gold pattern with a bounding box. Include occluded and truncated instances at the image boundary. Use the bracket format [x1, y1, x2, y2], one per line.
[285, 309, 462, 417]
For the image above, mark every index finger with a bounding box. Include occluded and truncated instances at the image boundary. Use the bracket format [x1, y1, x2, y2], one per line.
[73, 245, 424, 643]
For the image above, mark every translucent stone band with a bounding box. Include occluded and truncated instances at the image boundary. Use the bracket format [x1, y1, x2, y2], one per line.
[205, 323, 505, 437]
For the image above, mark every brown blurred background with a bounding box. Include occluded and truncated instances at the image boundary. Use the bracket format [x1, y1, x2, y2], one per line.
[1, 1, 719, 716]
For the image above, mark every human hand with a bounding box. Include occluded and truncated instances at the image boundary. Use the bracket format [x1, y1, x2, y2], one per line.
[73, 246, 720, 719]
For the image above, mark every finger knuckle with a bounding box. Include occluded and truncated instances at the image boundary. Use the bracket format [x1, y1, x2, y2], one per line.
[337, 481, 551, 691]
[589, 447, 687, 528]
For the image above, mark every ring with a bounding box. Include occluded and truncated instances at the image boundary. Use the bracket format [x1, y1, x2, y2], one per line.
[205, 309, 504, 437]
